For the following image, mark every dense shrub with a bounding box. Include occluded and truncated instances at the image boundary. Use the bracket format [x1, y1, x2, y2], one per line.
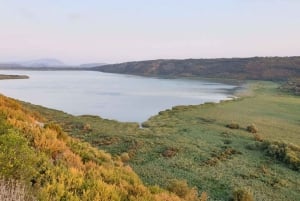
[0, 131, 38, 180]
[206, 147, 240, 166]
[226, 123, 240, 129]
[0, 113, 10, 134]
[44, 122, 68, 141]
[120, 152, 130, 162]
[245, 142, 261, 150]
[246, 140, 300, 171]
[232, 188, 254, 201]
[279, 79, 300, 95]
[162, 147, 179, 158]
[167, 179, 199, 201]
[223, 139, 232, 144]
[262, 141, 300, 171]
[253, 133, 263, 142]
[83, 123, 92, 131]
[247, 124, 258, 133]
[141, 122, 151, 128]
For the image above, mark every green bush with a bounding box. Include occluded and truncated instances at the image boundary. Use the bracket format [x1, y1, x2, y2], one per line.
[262, 141, 300, 171]
[0, 130, 38, 180]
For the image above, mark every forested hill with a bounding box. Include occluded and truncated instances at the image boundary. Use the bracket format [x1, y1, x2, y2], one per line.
[92, 57, 300, 80]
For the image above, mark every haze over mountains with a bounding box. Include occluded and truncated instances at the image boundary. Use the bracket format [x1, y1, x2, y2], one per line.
[20, 58, 65, 67]
[0, 58, 65, 68]
[0, 58, 107, 69]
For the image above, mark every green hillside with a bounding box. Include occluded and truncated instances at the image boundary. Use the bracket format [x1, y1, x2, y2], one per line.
[23, 81, 300, 201]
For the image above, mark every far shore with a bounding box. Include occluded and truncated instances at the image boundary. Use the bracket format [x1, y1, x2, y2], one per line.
[0, 74, 29, 80]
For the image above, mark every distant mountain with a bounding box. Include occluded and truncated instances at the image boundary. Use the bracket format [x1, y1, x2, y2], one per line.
[92, 56, 300, 81]
[20, 58, 65, 67]
[0, 63, 22, 68]
[0, 59, 108, 69]
[79, 63, 107, 68]
[0, 58, 66, 68]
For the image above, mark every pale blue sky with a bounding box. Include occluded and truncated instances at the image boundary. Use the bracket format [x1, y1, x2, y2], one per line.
[0, 0, 299, 64]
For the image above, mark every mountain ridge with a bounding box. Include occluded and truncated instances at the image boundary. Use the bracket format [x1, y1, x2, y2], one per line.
[20, 58, 65, 67]
[92, 56, 300, 81]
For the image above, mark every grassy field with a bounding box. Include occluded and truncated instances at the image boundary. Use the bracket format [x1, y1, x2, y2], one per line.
[23, 81, 300, 201]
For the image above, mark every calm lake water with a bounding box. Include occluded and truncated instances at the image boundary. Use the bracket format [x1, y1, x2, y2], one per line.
[0, 70, 237, 123]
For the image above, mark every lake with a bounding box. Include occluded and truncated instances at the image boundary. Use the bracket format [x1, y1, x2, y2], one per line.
[0, 70, 237, 123]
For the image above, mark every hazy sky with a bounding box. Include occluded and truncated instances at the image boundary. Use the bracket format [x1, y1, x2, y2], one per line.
[0, 0, 299, 64]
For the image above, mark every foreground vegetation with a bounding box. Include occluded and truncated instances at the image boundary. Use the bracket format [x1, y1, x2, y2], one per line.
[0, 95, 203, 200]
[23, 81, 300, 200]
